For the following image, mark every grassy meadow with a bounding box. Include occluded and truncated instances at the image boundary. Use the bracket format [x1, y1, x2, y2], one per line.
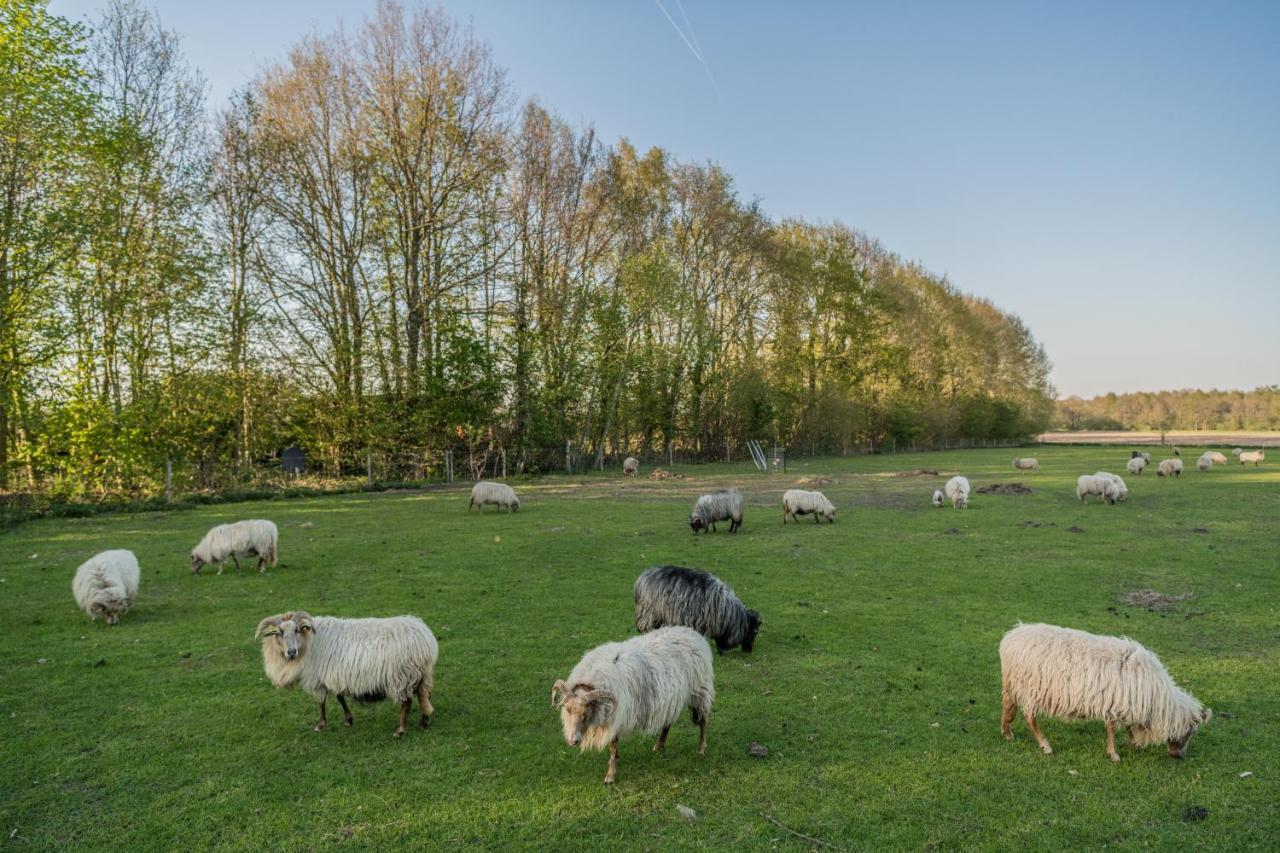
[1, 447, 1277, 850]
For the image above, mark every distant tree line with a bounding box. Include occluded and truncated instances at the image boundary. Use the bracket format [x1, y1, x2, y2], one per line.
[1055, 387, 1280, 432]
[1, 0, 1054, 498]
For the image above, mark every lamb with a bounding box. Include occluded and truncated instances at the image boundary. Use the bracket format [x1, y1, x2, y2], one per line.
[72, 550, 140, 625]
[1012, 457, 1038, 471]
[1231, 447, 1242, 457]
[1206, 451, 1228, 465]
[1196, 454, 1213, 472]
[1093, 471, 1128, 501]
[255, 611, 438, 738]
[1000, 623, 1210, 762]
[944, 475, 970, 509]
[1126, 456, 1147, 475]
[931, 489, 944, 508]
[552, 626, 714, 784]
[634, 566, 761, 654]
[622, 457, 640, 477]
[689, 489, 743, 534]
[191, 520, 278, 574]
[469, 480, 520, 512]
[1239, 450, 1265, 466]
[781, 488, 837, 524]
[1157, 458, 1183, 478]
[1076, 474, 1120, 504]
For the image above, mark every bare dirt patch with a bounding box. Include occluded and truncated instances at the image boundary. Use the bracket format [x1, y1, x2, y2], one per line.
[1016, 520, 1042, 528]
[976, 483, 1032, 495]
[1117, 589, 1192, 612]
[893, 469, 939, 477]
[797, 476, 833, 486]
[648, 468, 687, 481]
[1066, 526, 1086, 534]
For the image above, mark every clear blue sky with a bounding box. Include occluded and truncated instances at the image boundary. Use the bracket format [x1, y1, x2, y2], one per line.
[52, 0, 1280, 398]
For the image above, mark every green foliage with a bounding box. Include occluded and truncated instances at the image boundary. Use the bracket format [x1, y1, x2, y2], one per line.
[1057, 387, 1280, 432]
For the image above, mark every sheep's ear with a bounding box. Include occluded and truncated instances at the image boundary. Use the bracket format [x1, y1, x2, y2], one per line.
[293, 611, 314, 633]
[1199, 708, 1213, 724]
[551, 679, 567, 708]
[255, 616, 281, 639]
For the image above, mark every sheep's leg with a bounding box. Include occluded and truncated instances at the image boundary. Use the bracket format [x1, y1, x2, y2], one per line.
[1000, 690, 1017, 741]
[654, 725, 671, 752]
[216, 561, 224, 576]
[1025, 714, 1052, 755]
[1105, 721, 1120, 762]
[813, 514, 819, 524]
[232, 555, 242, 573]
[314, 698, 328, 732]
[604, 739, 619, 784]
[337, 695, 354, 727]
[417, 677, 434, 728]
[255, 555, 265, 573]
[695, 708, 709, 755]
[393, 699, 411, 738]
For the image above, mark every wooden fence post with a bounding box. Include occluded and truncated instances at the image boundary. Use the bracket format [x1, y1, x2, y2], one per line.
[165, 459, 173, 504]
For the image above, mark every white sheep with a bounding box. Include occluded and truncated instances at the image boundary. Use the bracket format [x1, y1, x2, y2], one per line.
[782, 488, 837, 523]
[255, 611, 438, 737]
[944, 475, 970, 509]
[1126, 456, 1147, 476]
[1000, 623, 1210, 761]
[931, 489, 944, 508]
[1076, 474, 1120, 504]
[553, 626, 714, 784]
[622, 457, 640, 476]
[1239, 450, 1265, 466]
[1012, 457, 1038, 471]
[191, 520, 278, 574]
[1172, 446, 1181, 456]
[689, 489, 744, 534]
[469, 480, 520, 512]
[1231, 447, 1242, 457]
[1157, 458, 1183, 478]
[1093, 471, 1129, 501]
[72, 550, 140, 625]
[1196, 454, 1213, 472]
[1206, 452, 1228, 465]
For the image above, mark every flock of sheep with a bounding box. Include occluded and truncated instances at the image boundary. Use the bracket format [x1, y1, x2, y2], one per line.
[67, 445, 1265, 784]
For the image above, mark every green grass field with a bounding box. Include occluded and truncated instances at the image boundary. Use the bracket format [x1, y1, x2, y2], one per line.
[2, 447, 1277, 850]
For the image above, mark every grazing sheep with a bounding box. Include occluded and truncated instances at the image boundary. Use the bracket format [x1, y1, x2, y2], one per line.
[191, 520, 278, 574]
[1141, 451, 1151, 463]
[72, 550, 140, 626]
[552, 626, 714, 784]
[1196, 454, 1213, 472]
[622, 457, 640, 477]
[1130, 450, 1142, 459]
[1206, 452, 1228, 465]
[1000, 623, 1211, 762]
[1012, 457, 1038, 471]
[931, 489, 944, 508]
[944, 475, 970, 509]
[1157, 458, 1183, 478]
[469, 480, 520, 512]
[781, 488, 837, 524]
[1172, 446, 1181, 456]
[1093, 471, 1129, 501]
[1231, 447, 1242, 457]
[255, 611, 438, 738]
[1239, 450, 1265, 466]
[689, 489, 744, 534]
[1076, 474, 1120, 505]
[634, 565, 761, 654]
[1126, 456, 1147, 476]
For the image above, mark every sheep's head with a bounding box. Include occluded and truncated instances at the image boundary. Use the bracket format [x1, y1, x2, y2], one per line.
[190, 551, 205, 573]
[255, 611, 314, 663]
[552, 679, 615, 748]
[742, 609, 763, 653]
[689, 513, 706, 534]
[510, 496, 520, 512]
[1168, 707, 1212, 758]
[931, 490, 944, 508]
[90, 593, 127, 624]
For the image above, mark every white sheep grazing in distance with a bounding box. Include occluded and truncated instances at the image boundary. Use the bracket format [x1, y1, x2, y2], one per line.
[72, 550, 140, 625]
[1126, 456, 1147, 476]
[781, 488, 837, 523]
[622, 457, 640, 476]
[1141, 451, 1151, 464]
[931, 489, 944, 508]
[553, 626, 714, 784]
[191, 520, 278, 574]
[1000, 623, 1210, 762]
[1196, 454, 1213, 472]
[1231, 447, 1242, 457]
[944, 476, 970, 509]
[1076, 474, 1119, 504]
[1093, 471, 1128, 501]
[469, 480, 520, 512]
[1239, 450, 1265, 466]
[256, 611, 438, 737]
[1157, 458, 1183, 478]
[1172, 446, 1181, 456]
[1012, 457, 1038, 471]
[1205, 451, 1228, 465]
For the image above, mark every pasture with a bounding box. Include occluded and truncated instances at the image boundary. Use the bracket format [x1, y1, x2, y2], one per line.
[1, 447, 1277, 849]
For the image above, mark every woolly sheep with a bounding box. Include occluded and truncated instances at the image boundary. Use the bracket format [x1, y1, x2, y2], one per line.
[944, 475, 970, 509]
[1012, 457, 1038, 471]
[191, 520, 278, 574]
[1000, 623, 1210, 761]
[781, 488, 837, 524]
[552, 626, 714, 784]
[634, 566, 761, 654]
[1141, 451, 1151, 463]
[689, 489, 743, 534]
[931, 489, 944, 508]
[1196, 454, 1212, 472]
[622, 457, 640, 477]
[1076, 474, 1120, 505]
[1206, 452, 1228, 465]
[1093, 471, 1129, 501]
[1172, 446, 1181, 456]
[255, 611, 438, 737]
[1239, 450, 1265, 466]
[1157, 458, 1183, 478]
[72, 550, 139, 626]
[1231, 447, 1242, 457]
[469, 480, 520, 512]
[1126, 456, 1147, 476]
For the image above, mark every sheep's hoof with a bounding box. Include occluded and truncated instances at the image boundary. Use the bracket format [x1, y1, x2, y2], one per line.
[1108, 753, 1120, 763]
[313, 723, 326, 732]
[343, 719, 353, 727]
[603, 775, 615, 785]
[419, 716, 431, 730]
[1040, 745, 1053, 755]
[1001, 729, 1013, 741]
[392, 729, 404, 738]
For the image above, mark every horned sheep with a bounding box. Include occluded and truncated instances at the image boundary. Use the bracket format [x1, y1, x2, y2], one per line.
[72, 550, 140, 626]
[469, 480, 520, 512]
[1076, 474, 1120, 504]
[1157, 458, 1183, 478]
[1239, 450, 1265, 466]
[1126, 456, 1147, 476]
[689, 489, 744, 534]
[634, 565, 761, 654]
[1012, 457, 1038, 471]
[782, 488, 837, 524]
[1000, 623, 1210, 762]
[255, 611, 438, 738]
[944, 475, 970, 509]
[552, 626, 714, 784]
[622, 457, 640, 477]
[191, 520, 278, 574]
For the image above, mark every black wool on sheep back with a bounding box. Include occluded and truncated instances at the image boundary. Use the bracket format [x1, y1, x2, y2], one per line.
[634, 565, 761, 654]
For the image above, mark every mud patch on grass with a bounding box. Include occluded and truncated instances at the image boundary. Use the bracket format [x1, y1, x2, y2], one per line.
[943, 528, 961, 535]
[1191, 527, 1210, 534]
[976, 483, 1032, 495]
[1016, 520, 1042, 528]
[1117, 589, 1192, 612]
[797, 476, 833, 486]
[647, 468, 687, 481]
[893, 469, 939, 477]
[1067, 526, 1086, 534]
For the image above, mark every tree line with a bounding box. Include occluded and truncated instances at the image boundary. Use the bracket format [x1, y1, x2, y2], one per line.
[1055, 387, 1280, 433]
[1, 0, 1054, 498]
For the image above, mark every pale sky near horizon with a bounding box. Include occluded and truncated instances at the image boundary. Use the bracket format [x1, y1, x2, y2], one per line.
[51, 0, 1280, 398]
